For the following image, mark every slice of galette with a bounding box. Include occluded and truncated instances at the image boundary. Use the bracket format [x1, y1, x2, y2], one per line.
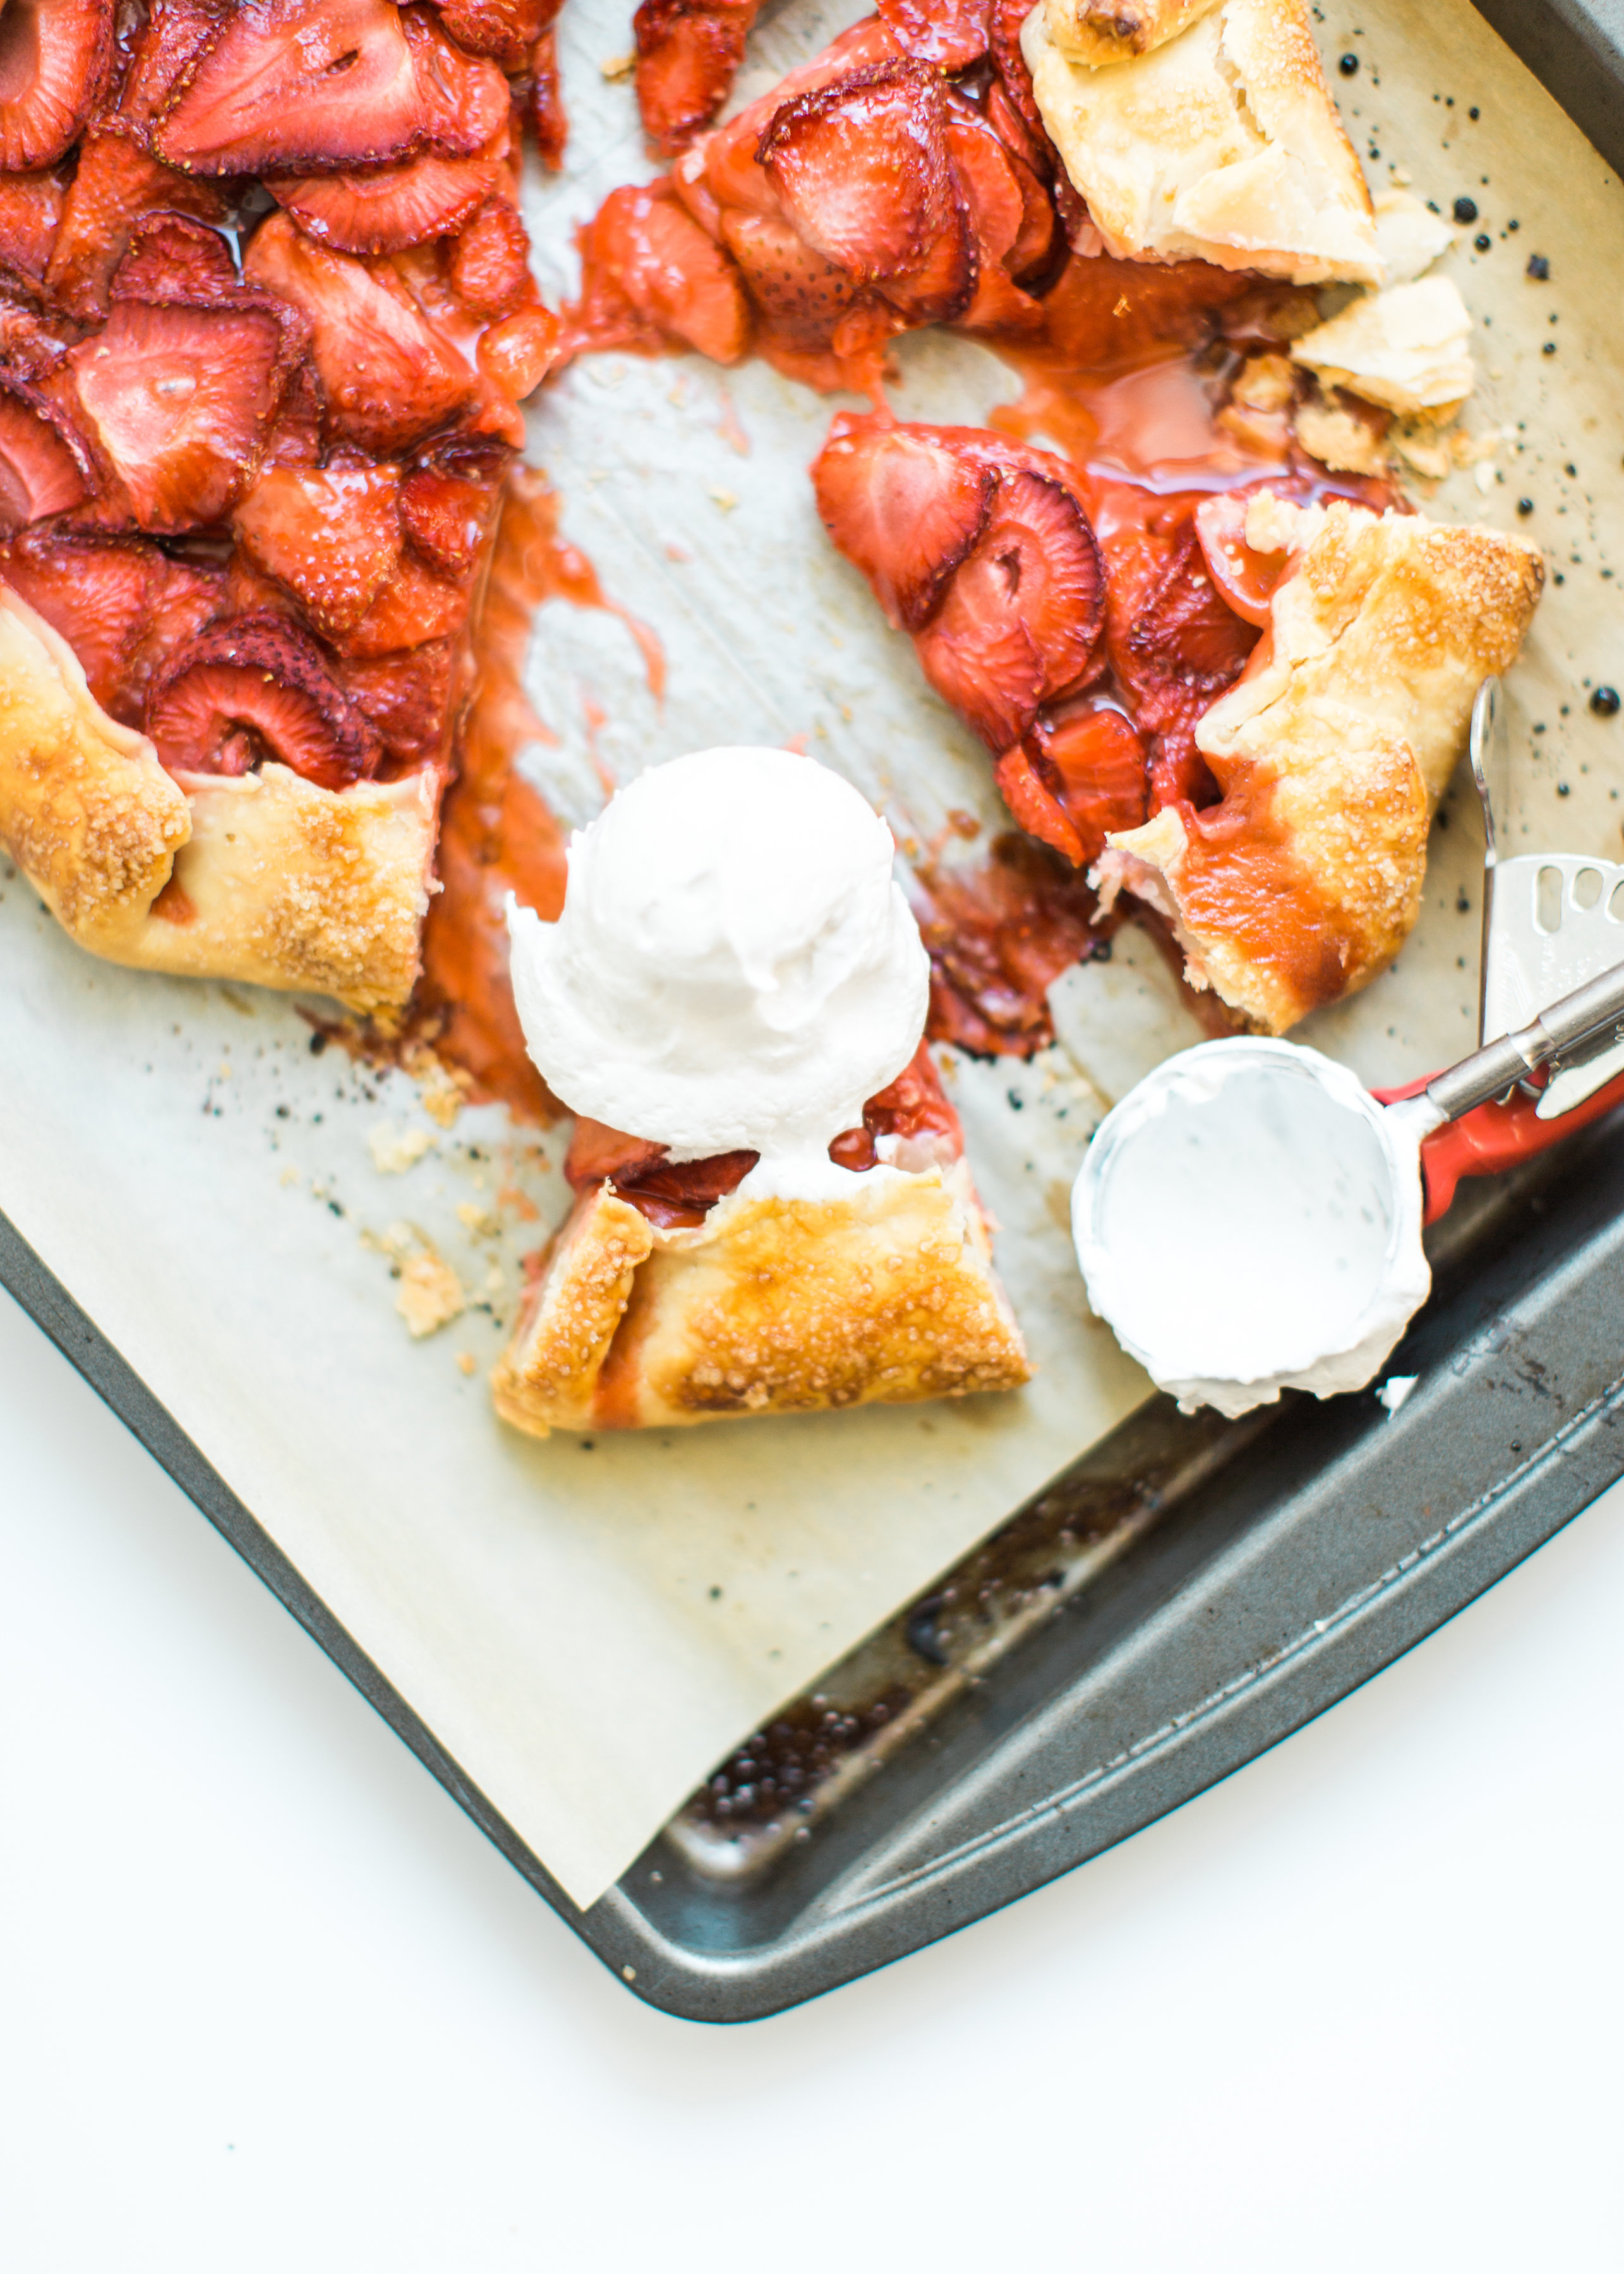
[493, 745, 1032, 1436]
[0, 0, 560, 1011]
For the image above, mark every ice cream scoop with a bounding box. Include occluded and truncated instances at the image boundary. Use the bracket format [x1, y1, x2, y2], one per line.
[1074, 953, 1624, 1417]
[507, 746, 929, 1195]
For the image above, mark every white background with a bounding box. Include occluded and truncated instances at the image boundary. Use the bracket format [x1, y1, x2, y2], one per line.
[3, 1282, 1621, 2271]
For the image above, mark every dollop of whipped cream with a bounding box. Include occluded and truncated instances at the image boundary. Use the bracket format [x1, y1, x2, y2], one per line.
[507, 746, 930, 1199]
[1073, 1040, 1430, 1419]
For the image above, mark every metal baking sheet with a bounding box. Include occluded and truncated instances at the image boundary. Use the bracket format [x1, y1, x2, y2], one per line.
[4, 0, 1623, 2016]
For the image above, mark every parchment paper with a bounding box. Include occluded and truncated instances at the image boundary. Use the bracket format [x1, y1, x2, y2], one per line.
[1, 0, 1618, 1909]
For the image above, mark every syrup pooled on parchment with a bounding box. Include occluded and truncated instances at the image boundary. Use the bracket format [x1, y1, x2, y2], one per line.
[410, 467, 663, 1121]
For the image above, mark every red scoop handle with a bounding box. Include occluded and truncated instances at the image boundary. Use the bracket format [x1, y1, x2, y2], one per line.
[1373, 1064, 1624, 1223]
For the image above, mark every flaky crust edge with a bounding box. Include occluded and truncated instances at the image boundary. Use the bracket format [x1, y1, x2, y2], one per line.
[0, 579, 438, 1011]
[491, 1161, 1033, 1436]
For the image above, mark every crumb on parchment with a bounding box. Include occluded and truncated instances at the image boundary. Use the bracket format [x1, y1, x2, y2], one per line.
[457, 1352, 478, 1377]
[396, 1251, 466, 1337]
[369, 1122, 435, 1174]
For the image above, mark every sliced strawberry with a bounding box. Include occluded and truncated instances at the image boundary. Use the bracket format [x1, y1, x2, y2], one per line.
[243, 212, 472, 450]
[1193, 489, 1288, 629]
[564, 1117, 670, 1196]
[878, 191, 975, 328]
[571, 183, 750, 364]
[273, 147, 499, 256]
[477, 306, 559, 400]
[232, 459, 402, 636]
[260, 360, 323, 469]
[929, 467, 1104, 733]
[0, 527, 220, 718]
[945, 102, 1023, 272]
[111, 213, 239, 303]
[1120, 517, 1258, 724]
[430, 0, 546, 70]
[918, 606, 1044, 754]
[332, 637, 458, 766]
[847, 1039, 963, 1166]
[716, 207, 854, 349]
[0, 375, 91, 533]
[986, 0, 1048, 172]
[147, 614, 383, 791]
[758, 58, 960, 287]
[116, 0, 229, 127]
[0, 0, 114, 172]
[875, 0, 989, 72]
[155, 0, 507, 177]
[0, 169, 64, 295]
[992, 743, 1082, 865]
[334, 550, 470, 658]
[524, 28, 567, 170]
[1033, 705, 1150, 864]
[812, 413, 992, 632]
[68, 299, 289, 533]
[911, 831, 1099, 1057]
[45, 129, 227, 322]
[446, 195, 529, 319]
[700, 15, 898, 217]
[399, 459, 499, 578]
[632, 0, 758, 159]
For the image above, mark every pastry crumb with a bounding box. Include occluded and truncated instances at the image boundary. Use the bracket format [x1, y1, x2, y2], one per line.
[397, 1250, 466, 1337]
[457, 1200, 498, 1236]
[369, 1122, 435, 1174]
[1294, 393, 1390, 476]
[600, 49, 634, 78]
[456, 1351, 478, 1376]
[404, 1046, 472, 1128]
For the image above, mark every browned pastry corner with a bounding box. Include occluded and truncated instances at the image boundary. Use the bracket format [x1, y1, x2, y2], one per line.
[492, 1162, 1032, 1435]
[0, 582, 438, 1010]
[1097, 495, 1544, 1036]
[1042, 0, 1222, 64]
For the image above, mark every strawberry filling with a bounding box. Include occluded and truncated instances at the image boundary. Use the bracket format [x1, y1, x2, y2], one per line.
[912, 834, 1102, 1057]
[430, 0, 550, 71]
[0, 379, 90, 532]
[272, 147, 502, 257]
[232, 459, 404, 637]
[0, 167, 64, 296]
[634, 0, 760, 159]
[568, 181, 751, 364]
[154, 0, 508, 177]
[45, 128, 226, 322]
[0, 527, 222, 721]
[0, 0, 113, 173]
[147, 614, 385, 791]
[564, 1040, 963, 1228]
[875, 0, 990, 71]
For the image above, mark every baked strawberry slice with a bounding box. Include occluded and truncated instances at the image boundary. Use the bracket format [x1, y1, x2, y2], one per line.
[111, 214, 239, 303]
[0, 375, 92, 533]
[757, 59, 964, 292]
[991, 742, 1084, 865]
[116, 0, 232, 128]
[244, 213, 472, 451]
[570, 183, 750, 364]
[633, 0, 759, 159]
[1, 528, 225, 718]
[155, 0, 507, 177]
[334, 550, 471, 658]
[1031, 704, 1150, 865]
[68, 299, 290, 533]
[875, 0, 989, 69]
[1117, 517, 1258, 759]
[399, 457, 500, 578]
[429, 0, 548, 71]
[333, 637, 458, 766]
[446, 196, 531, 320]
[924, 469, 1104, 745]
[812, 413, 992, 631]
[147, 614, 384, 791]
[0, 169, 64, 296]
[716, 207, 855, 351]
[272, 147, 500, 256]
[45, 128, 227, 322]
[524, 28, 567, 170]
[0, 0, 114, 171]
[233, 459, 403, 637]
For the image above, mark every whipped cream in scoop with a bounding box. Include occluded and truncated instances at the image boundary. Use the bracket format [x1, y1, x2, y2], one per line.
[507, 746, 930, 1198]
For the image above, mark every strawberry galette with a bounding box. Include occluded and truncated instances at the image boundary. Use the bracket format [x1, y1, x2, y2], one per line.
[0, 0, 561, 1009]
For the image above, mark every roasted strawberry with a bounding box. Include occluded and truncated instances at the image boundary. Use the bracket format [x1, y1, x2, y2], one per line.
[260, 360, 323, 469]
[429, 0, 547, 71]
[633, 0, 759, 159]
[990, 742, 1085, 865]
[715, 208, 855, 351]
[757, 59, 973, 325]
[1192, 489, 1288, 628]
[243, 213, 472, 450]
[524, 28, 567, 170]
[45, 128, 227, 322]
[116, 0, 231, 129]
[399, 458, 499, 578]
[111, 213, 238, 303]
[0, 375, 91, 533]
[446, 196, 529, 319]
[827, 1039, 963, 1171]
[333, 637, 458, 766]
[1113, 513, 1258, 804]
[68, 299, 290, 532]
[147, 613, 384, 790]
[0, 526, 222, 719]
[910, 831, 1100, 1057]
[0, 0, 114, 172]
[272, 147, 502, 257]
[233, 459, 404, 636]
[919, 608, 1044, 755]
[874, 0, 989, 70]
[568, 183, 750, 364]
[334, 550, 470, 658]
[155, 0, 508, 177]
[0, 169, 64, 296]
[812, 414, 992, 631]
[476, 306, 558, 402]
[1020, 704, 1150, 866]
[935, 471, 1102, 701]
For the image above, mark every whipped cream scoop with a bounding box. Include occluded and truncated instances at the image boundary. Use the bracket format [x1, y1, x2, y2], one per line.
[508, 746, 929, 1196]
[1074, 949, 1624, 1417]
